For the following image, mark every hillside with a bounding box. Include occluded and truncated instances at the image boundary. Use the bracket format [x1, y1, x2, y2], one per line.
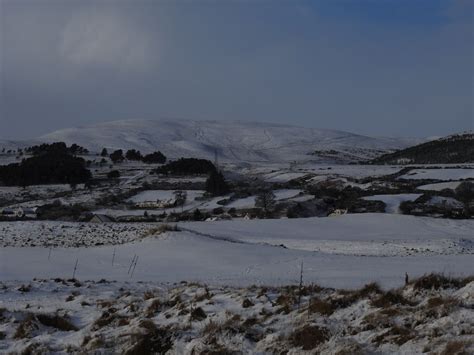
[370, 133, 474, 165]
[27, 119, 418, 163]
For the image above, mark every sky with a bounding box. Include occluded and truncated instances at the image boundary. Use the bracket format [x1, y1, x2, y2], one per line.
[0, 0, 472, 140]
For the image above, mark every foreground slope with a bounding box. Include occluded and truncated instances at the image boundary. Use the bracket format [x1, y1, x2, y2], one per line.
[1, 277, 472, 354]
[37, 119, 417, 162]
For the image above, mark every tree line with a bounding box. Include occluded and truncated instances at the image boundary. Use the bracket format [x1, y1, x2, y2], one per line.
[0, 143, 91, 186]
[101, 148, 167, 164]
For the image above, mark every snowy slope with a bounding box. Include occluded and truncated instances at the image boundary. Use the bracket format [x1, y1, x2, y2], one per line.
[35, 119, 418, 163]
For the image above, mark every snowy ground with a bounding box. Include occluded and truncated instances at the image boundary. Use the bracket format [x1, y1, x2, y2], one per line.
[181, 214, 474, 257]
[399, 168, 474, 181]
[1, 215, 473, 289]
[417, 181, 463, 191]
[0, 276, 472, 354]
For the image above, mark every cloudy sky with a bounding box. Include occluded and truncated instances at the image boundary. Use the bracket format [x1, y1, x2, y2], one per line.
[0, 0, 472, 139]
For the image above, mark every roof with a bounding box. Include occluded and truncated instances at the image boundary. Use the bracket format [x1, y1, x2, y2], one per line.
[90, 214, 115, 223]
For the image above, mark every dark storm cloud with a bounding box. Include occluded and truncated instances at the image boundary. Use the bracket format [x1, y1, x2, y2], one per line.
[0, 0, 472, 139]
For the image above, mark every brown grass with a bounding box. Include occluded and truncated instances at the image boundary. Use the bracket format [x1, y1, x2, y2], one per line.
[440, 340, 470, 355]
[289, 324, 330, 350]
[373, 325, 414, 346]
[371, 291, 414, 308]
[411, 273, 474, 291]
[14, 314, 38, 339]
[124, 323, 172, 355]
[331, 282, 384, 309]
[190, 307, 207, 321]
[92, 311, 126, 330]
[145, 299, 162, 318]
[308, 297, 335, 316]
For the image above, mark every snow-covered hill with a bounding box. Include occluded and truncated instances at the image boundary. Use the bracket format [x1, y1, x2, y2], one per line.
[27, 119, 419, 162]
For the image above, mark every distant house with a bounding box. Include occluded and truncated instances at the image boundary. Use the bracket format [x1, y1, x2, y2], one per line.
[17, 207, 37, 219]
[89, 214, 115, 223]
[1, 207, 37, 219]
[1, 208, 15, 218]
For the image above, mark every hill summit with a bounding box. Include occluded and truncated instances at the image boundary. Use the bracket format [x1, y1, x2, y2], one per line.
[35, 119, 417, 163]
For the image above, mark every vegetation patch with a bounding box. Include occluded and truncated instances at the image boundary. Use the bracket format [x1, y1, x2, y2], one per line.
[289, 325, 330, 350]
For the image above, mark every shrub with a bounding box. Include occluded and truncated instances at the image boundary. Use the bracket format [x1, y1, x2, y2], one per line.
[125, 149, 142, 161]
[156, 158, 216, 175]
[109, 150, 124, 163]
[142, 151, 166, 164]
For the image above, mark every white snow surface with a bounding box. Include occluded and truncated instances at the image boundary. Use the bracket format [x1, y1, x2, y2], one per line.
[34, 119, 418, 162]
[399, 168, 474, 181]
[2, 215, 472, 289]
[417, 180, 464, 191]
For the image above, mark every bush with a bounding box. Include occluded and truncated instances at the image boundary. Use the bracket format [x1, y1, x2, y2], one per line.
[142, 151, 166, 164]
[125, 149, 142, 161]
[155, 158, 216, 175]
[109, 150, 124, 163]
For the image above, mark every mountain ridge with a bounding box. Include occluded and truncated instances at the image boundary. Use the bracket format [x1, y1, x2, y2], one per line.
[4, 119, 422, 163]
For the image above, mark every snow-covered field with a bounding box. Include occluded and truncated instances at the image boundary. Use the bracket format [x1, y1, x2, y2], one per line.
[0, 276, 472, 354]
[1, 215, 472, 289]
[399, 168, 474, 181]
[417, 181, 463, 191]
[181, 214, 474, 257]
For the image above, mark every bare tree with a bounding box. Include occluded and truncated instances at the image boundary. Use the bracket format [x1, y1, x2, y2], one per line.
[255, 189, 276, 212]
[173, 190, 187, 212]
